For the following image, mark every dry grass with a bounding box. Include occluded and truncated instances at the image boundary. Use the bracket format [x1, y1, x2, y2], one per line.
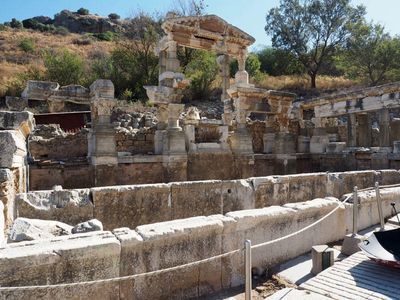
[255, 74, 361, 98]
[0, 27, 115, 97]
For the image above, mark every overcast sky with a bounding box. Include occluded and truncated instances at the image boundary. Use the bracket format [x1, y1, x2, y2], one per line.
[1, 0, 399, 50]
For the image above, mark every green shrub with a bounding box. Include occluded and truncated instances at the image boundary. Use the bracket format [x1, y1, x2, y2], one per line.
[42, 49, 85, 86]
[54, 26, 69, 36]
[77, 8, 89, 15]
[0, 24, 7, 31]
[18, 38, 35, 53]
[92, 31, 116, 41]
[121, 89, 133, 101]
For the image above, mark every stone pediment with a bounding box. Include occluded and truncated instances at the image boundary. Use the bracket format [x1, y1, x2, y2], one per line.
[162, 15, 255, 57]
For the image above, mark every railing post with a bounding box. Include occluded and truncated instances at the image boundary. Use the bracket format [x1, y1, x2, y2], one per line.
[245, 240, 252, 300]
[375, 182, 385, 230]
[352, 186, 358, 235]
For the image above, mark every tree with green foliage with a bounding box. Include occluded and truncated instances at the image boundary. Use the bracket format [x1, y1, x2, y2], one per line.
[90, 12, 160, 100]
[77, 8, 89, 15]
[42, 49, 85, 86]
[257, 47, 304, 76]
[185, 50, 219, 100]
[10, 18, 23, 29]
[265, 0, 365, 88]
[108, 13, 121, 20]
[338, 22, 400, 86]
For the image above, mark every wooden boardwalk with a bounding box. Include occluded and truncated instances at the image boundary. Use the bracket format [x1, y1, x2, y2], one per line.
[300, 252, 400, 300]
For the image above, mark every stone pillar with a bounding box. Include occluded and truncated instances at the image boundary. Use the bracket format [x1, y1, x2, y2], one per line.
[230, 105, 253, 154]
[217, 54, 230, 101]
[357, 113, 372, 147]
[347, 113, 357, 147]
[234, 49, 249, 86]
[159, 50, 167, 75]
[159, 104, 186, 155]
[166, 40, 180, 73]
[379, 108, 390, 147]
[88, 80, 118, 166]
[310, 118, 329, 153]
[167, 103, 184, 131]
[297, 136, 310, 153]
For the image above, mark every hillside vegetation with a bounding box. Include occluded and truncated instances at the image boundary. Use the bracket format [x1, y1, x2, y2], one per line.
[0, 28, 114, 98]
[2, 0, 400, 102]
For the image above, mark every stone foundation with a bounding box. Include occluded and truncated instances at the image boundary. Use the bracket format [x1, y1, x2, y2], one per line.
[2, 185, 400, 299]
[17, 170, 400, 230]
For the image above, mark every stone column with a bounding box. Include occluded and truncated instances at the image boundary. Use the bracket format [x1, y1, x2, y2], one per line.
[310, 118, 329, 153]
[165, 40, 180, 73]
[347, 113, 357, 147]
[357, 113, 372, 147]
[379, 108, 390, 147]
[217, 54, 230, 101]
[159, 50, 167, 76]
[88, 80, 118, 166]
[234, 49, 249, 86]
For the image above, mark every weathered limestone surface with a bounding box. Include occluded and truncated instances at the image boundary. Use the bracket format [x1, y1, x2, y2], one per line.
[115, 215, 229, 300]
[0, 168, 15, 230]
[92, 184, 170, 230]
[18, 170, 400, 231]
[252, 173, 327, 207]
[0, 231, 120, 300]
[0, 130, 27, 168]
[3, 186, 400, 299]
[8, 217, 73, 242]
[342, 186, 400, 231]
[0, 201, 4, 246]
[223, 197, 346, 288]
[170, 180, 223, 219]
[5, 96, 28, 111]
[17, 189, 93, 225]
[29, 128, 88, 160]
[0, 111, 35, 137]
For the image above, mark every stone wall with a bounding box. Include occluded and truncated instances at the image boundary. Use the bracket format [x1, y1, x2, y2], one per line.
[2, 189, 400, 299]
[18, 170, 400, 230]
[115, 127, 155, 154]
[29, 125, 88, 160]
[0, 111, 34, 234]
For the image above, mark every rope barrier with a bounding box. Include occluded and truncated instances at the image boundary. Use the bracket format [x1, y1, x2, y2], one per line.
[0, 248, 242, 291]
[2, 182, 400, 292]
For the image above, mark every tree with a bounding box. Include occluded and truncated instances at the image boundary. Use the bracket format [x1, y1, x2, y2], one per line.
[10, 18, 23, 29]
[339, 22, 400, 86]
[90, 12, 160, 100]
[43, 49, 85, 86]
[77, 8, 89, 15]
[257, 47, 304, 76]
[108, 13, 121, 20]
[265, 0, 365, 88]
[185, 50, 219, 100]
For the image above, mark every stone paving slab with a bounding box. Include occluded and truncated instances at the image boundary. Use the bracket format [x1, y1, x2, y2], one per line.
[300, 251, 400, 300]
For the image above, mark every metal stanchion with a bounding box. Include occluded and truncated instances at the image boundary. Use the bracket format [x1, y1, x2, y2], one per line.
[375, 182, 385, 230]
[245, 240, 252, 300]
[352, 186, 358, 235]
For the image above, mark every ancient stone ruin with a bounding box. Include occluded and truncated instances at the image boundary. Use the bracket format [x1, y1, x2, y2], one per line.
[2, 14, 400, 299]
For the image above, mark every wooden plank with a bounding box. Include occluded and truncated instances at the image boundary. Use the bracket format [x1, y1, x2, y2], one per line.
[301, 252, 400, 300]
